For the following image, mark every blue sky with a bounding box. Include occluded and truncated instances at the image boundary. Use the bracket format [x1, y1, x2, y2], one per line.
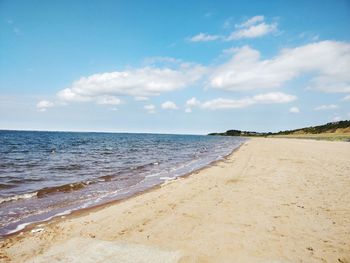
[1, 0, 350, 134]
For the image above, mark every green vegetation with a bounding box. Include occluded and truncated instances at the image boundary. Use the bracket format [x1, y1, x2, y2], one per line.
[208, 120, 350, 141]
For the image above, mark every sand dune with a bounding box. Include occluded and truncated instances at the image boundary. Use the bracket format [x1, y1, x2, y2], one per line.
[1, 138, 350, 262]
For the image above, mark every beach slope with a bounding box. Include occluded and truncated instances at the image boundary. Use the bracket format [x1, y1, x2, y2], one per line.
[1, 138, 350, 262]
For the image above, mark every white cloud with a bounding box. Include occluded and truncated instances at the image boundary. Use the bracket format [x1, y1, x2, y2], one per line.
[186, 97, 201, 107]
[134, 96, 149, 101]
[289, 107, 300, 114]
[252, 92, 296, 104]
[144, 104, 156, 114]
[227, 22, 277, 40]
[194, 92, 296, 110]
[161, 101, 178, 110]
[190, 16, 276, 42]
[185, 97, 201, 112]
[209, 41, 350, 93]
[201, 98, 254, 109]
[189, 33, 221, 42]
[222, 47, 240, 55]
[143, 56, 182, 65]
[54, 40, 350, 114]
[235, 15, 265, 28]
[36, 100, 54, 112]
[342, 95, 350, 101]
[96, 96, 121, 105]
[57, 88, 91, 102]
[58, 65, 206, 104]
[314, 104, 338, 111]
[226, 16, 277, 40]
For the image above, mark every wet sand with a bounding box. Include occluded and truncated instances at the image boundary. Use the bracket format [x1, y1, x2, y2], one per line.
[1, 138, 350, 262]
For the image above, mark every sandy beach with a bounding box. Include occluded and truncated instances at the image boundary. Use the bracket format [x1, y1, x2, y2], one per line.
[1, 138, 349, 263]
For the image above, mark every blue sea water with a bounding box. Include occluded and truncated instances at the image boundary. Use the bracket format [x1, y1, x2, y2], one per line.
[0, 130, 246, 236]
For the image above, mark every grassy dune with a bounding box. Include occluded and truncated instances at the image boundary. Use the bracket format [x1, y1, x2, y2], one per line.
[209, 121, 350, 142]
[271, 132, 350, 141]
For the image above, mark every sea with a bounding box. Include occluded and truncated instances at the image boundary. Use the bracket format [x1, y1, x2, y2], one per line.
[0, 130, 246, 237]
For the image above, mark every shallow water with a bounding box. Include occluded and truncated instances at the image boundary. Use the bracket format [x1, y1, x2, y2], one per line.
[0, 130, 246, 236]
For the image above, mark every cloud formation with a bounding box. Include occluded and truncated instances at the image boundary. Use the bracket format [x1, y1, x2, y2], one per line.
[134, 96, 149, 101]
[58, 64, 206, 103]
[314, 104, 338, 111]
[342, 95, 350, 101]
[209, 41, 350, 93]
[185, 97, 201, 113]
[189, 33, 221, 42]
[53, 40, 350, 113]
[161, 101, 178, 110]
[186, 92, 296, 110]
[189, 16, 277, 42]
[144, 104, 156, 114]
[96, 96, 121, 105]
[227, 16, 277, 40]
[186, 97, 200, 107]
[36, 100, 54, 112]
[235, 16, 265, 29]
[289, 107, 300, 114]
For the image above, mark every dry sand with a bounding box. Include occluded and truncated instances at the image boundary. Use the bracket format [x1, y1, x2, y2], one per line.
[1, 138, 349, 262]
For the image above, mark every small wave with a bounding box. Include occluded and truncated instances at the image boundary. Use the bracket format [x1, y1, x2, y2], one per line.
[95, 172, 134, 182]
[101, 152, 113, 155]
[4, 173, 133, 202]
[0, 162, 15, 168]
[0, 183, 15, 189]
[130, 162, 160, 171]
[99, 175, 113, 181]
[7, 178, 44, 184]
[36, 182, 87, 198]
[48, 164, 83, 171]
[70, 139, 91, 146]
[159, 176, 173, 181]
[145, 172, 162, 178]
[0, 192, 37, 204]
[4, 222, 32, 235]
[2, 209, 73, 236]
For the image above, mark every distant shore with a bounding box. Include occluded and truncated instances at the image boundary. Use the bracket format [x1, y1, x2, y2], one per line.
[1, 138, 350, 262]
[208, 120, 350, 142]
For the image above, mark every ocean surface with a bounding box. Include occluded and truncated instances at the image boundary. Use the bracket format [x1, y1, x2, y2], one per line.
[0, 130, 246, 236]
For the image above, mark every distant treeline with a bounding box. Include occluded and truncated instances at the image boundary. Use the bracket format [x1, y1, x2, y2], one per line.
[208, 120, 350, 137]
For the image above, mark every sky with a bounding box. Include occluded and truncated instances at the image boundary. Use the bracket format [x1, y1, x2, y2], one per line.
[1, 0, 350, 134]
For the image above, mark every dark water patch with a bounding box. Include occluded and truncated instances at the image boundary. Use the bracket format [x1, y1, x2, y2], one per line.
[48, 164, 84, 171]
[0, 162, 15, 168]
[7, 178, 44, 184]
[130, 162, 160, 171]
[0, 183, 15, 189]
[101, 151, 114, 155]
[37, 182, 87, 198]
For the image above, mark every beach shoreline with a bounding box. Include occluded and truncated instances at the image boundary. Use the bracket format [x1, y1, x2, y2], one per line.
[1, 138, 350, 262]
[0, 138, 247, 239]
